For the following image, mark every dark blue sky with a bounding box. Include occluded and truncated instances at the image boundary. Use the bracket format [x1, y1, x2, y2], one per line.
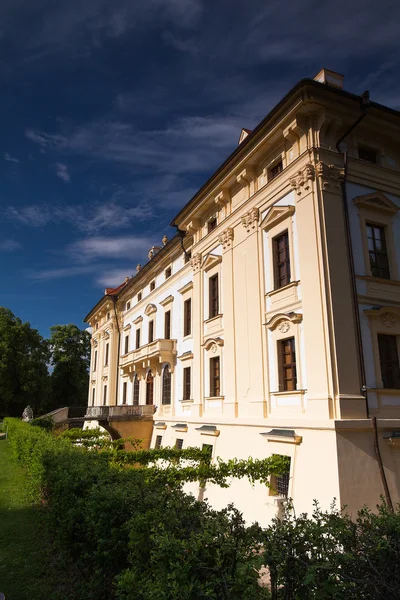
[0, 0, 399, 337]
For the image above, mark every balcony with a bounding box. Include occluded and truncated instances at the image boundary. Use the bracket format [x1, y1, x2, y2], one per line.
[121, 338, 177, 374]
[85, 404, 156, 421]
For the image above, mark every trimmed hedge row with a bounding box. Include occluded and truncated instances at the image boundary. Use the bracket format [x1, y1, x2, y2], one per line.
[5, 418, 400, 600]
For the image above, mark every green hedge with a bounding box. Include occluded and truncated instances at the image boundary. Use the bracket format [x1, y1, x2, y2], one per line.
[5, 418, 400, 600]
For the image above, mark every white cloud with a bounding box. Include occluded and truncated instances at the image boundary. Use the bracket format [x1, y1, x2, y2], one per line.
[0, 239, 22, 252]
[68, 235, 154, 262]
[95, 268, 134, 287]
[3, 199, 154, 233]
[4, 152, 20, 163]
[26, 265, 94, 280]
[56, 163, 70, 182]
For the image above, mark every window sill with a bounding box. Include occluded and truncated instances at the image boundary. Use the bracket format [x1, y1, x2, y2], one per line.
[182, 334, 193, 341]
[205, 396, 225, 401]
[271, 389, 306, 395]
[357, 275, 400, 287]
[265, 280, 300, 297]
[369, 388, 400, 395]
[204, 314, 223, 324]
[180, 398, 194, 404]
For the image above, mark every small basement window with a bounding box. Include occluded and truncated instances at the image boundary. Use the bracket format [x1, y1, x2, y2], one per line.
[270, 456, 291, 498]
[358, 146, 378, 164]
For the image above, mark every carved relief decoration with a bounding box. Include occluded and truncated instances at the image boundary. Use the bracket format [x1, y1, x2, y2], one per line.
[278, 321, 291, 333]
[241, 207, 260, 233]
[316, 161, 344, 190]
[203, 337, 224, 350]
[218, 227, 234, 250]
[381, 312, 397, 328]
[289, 163, 315, 196]
[191, 253, 202, 273]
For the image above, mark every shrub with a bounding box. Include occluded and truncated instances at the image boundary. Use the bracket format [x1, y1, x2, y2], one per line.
[31, 415, 54, 431]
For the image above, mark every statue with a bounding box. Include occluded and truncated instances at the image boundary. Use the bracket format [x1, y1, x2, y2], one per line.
[22, 405, 33, 422]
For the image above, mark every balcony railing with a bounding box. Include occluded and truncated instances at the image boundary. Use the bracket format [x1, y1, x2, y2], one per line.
[85, 404, 156, 421]
[121, 338, 177, 373]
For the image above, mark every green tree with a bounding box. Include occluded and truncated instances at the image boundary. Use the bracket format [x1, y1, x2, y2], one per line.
[0, 307, 50, 417]
[49, 324, 91, 409]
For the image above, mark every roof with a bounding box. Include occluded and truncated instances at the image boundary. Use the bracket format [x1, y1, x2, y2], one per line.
[105, 280, 129, 295]
[170, 77, 400, 228]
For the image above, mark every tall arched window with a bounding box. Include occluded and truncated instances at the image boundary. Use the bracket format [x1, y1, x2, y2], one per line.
[133, 374, 140, 406]
[146, 370, 154, 405]
[162, 365, 171, 405]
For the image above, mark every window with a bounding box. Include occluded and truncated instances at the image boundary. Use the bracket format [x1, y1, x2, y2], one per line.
[208, 218, 217, 233]
[124, 335, 129, 355]
[133, 374, 140, 405]
[164, 310, 171, 339]
[366, 224, 390, 279]
[202, 444, 213, 458]
[270, 456, 291, 497]
[92, 388, 95, 406]
[274, 231, 291, 288]
[209, 274, 219, 318]
[150, 280, 155, 291]
[162, 365, 171, 405]
[279, 338, 297, 391]
[148, 320, 154, 343]
[137, 292, 142, 302]
[378, 334, 400, 389]
[175, 438, 184, 450]
[210, 356, 220, 397]
[183, 367, 191, 400]
[165, 267, 172, 279]
[103, 385, 107, 406]
[146, 371, 154, 405]
[122, 381, 127, 405]
[104, 343, 109, 366]
[93, 350, 97, 371]
[155, 435, 162, 449]
[184, 298, 192, 336]
[126, 301, 131, 311]
[358, 146, 378, 164]
[269, 160, 283, 180]
[135, 328, 141, 349]
[184, 251, 192, 264]
[95, 322, 99, 330]
[107, 312, 110, 320]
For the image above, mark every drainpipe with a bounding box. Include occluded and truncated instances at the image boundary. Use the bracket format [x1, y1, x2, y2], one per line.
[112, 295, 121, 407]
[336, 91, 393, 511]
[175, 226, 191, 261]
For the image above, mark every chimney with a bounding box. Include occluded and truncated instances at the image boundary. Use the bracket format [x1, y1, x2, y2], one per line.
[314, 68, 344, 90]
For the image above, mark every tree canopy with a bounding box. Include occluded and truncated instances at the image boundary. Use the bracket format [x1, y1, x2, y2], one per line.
[0, 308, 90, 417]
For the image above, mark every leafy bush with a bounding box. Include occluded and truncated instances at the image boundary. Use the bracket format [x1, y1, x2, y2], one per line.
[5, 417, 400, 600]
[31, 415, 54, 431]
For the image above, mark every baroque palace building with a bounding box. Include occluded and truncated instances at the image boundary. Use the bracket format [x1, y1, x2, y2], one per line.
[84, 69, 400, 524]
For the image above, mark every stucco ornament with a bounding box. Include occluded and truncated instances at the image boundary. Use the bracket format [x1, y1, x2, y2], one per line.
[241, 208, 260, 233]
[278, 321, 291, 333]
[211, 343, 218, 354]
[316, 161, 344, 190]
[191, 253, 202, 273]
[381, 312, 397, 328]
[22, 405, 33, 422]
[289, 163, 315, 196]
[218, 227, 234, 250]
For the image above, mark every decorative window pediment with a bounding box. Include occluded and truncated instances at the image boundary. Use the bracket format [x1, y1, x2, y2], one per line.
[364, 306, 400, 328]
[265, 312, 302, 331]
[202, 253, 222, 272]
[203, 337, 224, 350]
[160, 295, 174, 307]
[144, 303, 157, 316]
[353, 192, 399, 215]
[261, 205, 295, 231]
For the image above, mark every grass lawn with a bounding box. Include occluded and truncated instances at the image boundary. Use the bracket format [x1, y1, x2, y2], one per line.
[0, 440, 79, 600]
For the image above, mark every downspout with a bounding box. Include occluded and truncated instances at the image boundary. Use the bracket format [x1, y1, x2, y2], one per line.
[175, 227, 191, 261]
[336, 92, 393, 511]
[112, 295, 121, 407]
